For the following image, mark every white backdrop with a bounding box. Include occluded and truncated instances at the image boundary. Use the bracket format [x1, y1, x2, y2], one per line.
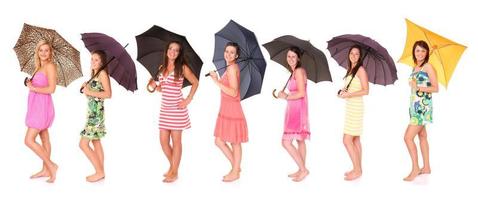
[0, 0, 476, 199]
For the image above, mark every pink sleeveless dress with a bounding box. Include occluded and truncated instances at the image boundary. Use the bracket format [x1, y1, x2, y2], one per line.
[283, 73, 310, 140]
[214, 68, 248, 143]
[25, 72, 55, 130]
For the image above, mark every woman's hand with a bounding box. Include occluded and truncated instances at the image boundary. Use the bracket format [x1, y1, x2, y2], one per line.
[209, 70, 218, 82]
[178, 97, 192, 109]
[278, 91, 288, 99]
[409, 78, 418, 90]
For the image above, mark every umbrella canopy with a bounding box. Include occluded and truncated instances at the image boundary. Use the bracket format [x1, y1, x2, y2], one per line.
[13, 23, 82, 87]
[327, 34, 397, 86]
[136, 25, 202, 87]
[213, 20, 267, 100]
[263, 35, 331, 83]
[398, 19, 467, 88]
[81, 32, 137, 92]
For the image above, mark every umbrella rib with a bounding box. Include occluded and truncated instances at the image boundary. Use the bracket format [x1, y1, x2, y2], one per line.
[423, 33, 448, 85]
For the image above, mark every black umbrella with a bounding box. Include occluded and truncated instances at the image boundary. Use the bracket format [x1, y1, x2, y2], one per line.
[212, 20, 266, 100]
[263, 35, 331, 97]
[327, 34, 397, 85]
[136, 25, 203, 88]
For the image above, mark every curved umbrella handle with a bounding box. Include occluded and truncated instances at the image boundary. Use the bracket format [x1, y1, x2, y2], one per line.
[272, 89, 280, 99]
[24, 77, 29, 87]
[147, 84, 157, 93]
[80, 86, 85, 94]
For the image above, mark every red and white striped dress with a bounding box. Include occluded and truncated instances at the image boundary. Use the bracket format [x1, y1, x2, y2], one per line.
[158, 72, 191, 130]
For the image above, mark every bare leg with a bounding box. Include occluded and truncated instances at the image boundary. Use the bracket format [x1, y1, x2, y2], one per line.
[30, 129, 51, 178]
[282, 140, 308, 182]
[223, 143, 242, 182]
[25, 128, 57, 183]
[418, 127, 431, 174]
[403, 125, 423, 181]
[159, 130, 172, 177]
[79, 138, 104, 182]
[215, 137, 234, 166]
[163, 131, 182, 183]
[343, 134, 362, 180]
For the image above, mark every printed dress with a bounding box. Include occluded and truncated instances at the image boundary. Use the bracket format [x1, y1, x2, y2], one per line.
[409, 68, 433, 125]
[80, 78, 106, 140]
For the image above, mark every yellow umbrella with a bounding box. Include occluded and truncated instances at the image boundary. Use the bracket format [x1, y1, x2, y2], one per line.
[398, 18, 467, 88]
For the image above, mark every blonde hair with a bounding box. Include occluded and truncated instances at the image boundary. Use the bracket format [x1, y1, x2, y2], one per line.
[33, 40, 54, 74]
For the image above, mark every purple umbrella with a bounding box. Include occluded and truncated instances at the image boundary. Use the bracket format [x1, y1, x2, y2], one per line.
[81, 33, 137, 92]
[327, 34, 397, 85]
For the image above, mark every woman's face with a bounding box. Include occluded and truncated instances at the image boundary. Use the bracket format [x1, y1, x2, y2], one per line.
[167, 43, 180, 60]
[414, 45, 428, 63]
[90, 53, 102, 70]
[224, 45, 238, 63]
[349, 48, 360, 65]
[286, 50, 299, 69]
[38, 44, 52, 61]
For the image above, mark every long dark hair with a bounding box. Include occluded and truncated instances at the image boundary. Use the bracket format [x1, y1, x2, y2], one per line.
[159, 41, 187, 81]
[412, 40, 430, 67]
[344, 45, 363, 78]
[91, 50, 108, 78]
[287, 46, 302, 70]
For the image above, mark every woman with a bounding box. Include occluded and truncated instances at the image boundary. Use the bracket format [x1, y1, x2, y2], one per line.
[79, 50, 111, 182]
[403, 40, 438, 181]
[148, 41, 199, 183]
[338, 45, 369, 181]
[24, 40, 58, 183]
[208, 42, 248, 182]
[277, 46, 310, 182]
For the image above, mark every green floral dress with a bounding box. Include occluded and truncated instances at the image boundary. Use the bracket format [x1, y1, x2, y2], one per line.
[409, 68, 433, 126]
[80, 78, 106, 139]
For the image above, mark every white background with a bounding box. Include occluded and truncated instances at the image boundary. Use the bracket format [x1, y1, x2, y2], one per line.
[0, 0, 476, 199]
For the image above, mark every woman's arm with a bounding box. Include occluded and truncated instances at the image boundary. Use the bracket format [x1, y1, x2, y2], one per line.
[418, 63, 439, 93]
[179, 65, 199, 108]
[284, 68, 307, 100]
[84, 70, 112, 99]
[215, 65, 239, 97]
[345, 67, 369, 98]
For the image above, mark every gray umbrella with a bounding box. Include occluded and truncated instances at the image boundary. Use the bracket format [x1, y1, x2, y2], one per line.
[327, 34, 397, 85]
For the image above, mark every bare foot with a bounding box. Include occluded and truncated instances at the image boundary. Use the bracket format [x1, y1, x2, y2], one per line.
[86, 172, 105, 183]
[292, 170, 309, 182]
[223, 171, 240, 182]
[344, 169, 353, 177]
[46, 164, 58, 183]
[30, 169, 49, 179]
[163, 174, 178, 183]
[344, 170, 362, 181]
[288, 170, 300, 178]
[163, 169, 172, 177]
[419, 168, 431, 175]
[403, 169, 420, 181]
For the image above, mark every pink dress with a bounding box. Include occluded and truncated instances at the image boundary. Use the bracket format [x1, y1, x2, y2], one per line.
[214, 68, 248, 143]
[283, 72, 310, 140]
[25, 72, 55, 130]
[158, 72, 191, 130]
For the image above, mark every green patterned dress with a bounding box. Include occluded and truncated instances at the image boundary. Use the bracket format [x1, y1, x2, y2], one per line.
[409, 68, 433, 126]
[80, 78, 106, 139]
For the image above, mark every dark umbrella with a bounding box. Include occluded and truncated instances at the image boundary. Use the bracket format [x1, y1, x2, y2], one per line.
[81, 32, 137, 92]
[263, 35, 331, 98]
[13, 23, 82, 87]
[212, 20, 267, 100]
[327, 34, 397, 85]
[136, 25, 203, 89]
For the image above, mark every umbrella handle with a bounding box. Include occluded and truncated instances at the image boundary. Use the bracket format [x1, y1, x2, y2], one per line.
[147, 84, 157, 93]
[272, 89, 279, 99]
[24, 77, 30, 87]
[80, 86, 85, 94]
[205, 70, 217, 77]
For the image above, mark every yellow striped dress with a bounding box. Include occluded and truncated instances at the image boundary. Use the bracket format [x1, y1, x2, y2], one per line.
[343, 75, 363, 136]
